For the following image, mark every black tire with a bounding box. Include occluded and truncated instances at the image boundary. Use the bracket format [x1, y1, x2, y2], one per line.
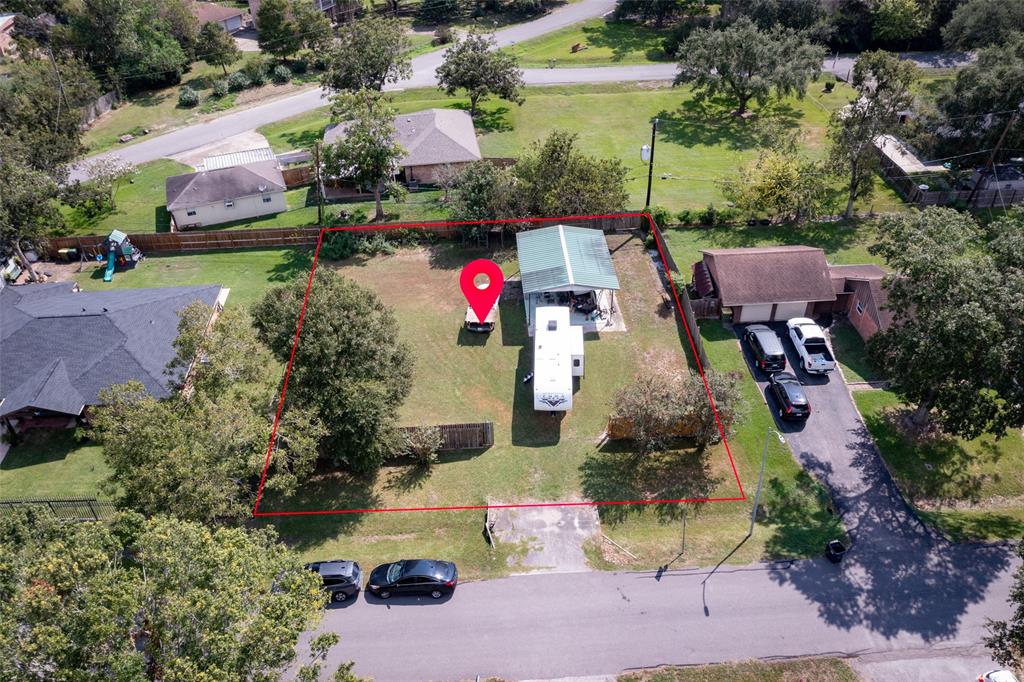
[378, 590, 391, 600]
[331, 591, 347, 603]
[430, 589, 443, 599]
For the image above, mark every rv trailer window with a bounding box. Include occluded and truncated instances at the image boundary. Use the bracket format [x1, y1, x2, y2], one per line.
[547, 320, 557, 331]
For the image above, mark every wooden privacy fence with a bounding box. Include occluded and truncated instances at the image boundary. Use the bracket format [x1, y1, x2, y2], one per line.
[0, 497, 116, 522]
[281, 166, 313, 188]
[45, 215, 650, 257]
[877, 149, 1024, 208]
[399, 422, 495, 451]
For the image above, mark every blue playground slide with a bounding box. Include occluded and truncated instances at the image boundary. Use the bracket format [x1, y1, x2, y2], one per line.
[103, 250, 116, 282]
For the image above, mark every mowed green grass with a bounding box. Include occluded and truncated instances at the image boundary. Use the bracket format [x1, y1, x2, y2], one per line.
[855, 389, 1024, 542]
[506, 19, 672, 67]
[0, 430, 110, 500]
[830, 323, 883, 384]
[259, 81, 906, 214]
[619, 658, 859, 682]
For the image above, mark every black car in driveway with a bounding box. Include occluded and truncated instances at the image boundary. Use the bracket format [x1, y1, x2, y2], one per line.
[367, 559, 458, 600]
[768, 372, 811, 421]
[305, 560, 362, 603]
[743, 324, 787, 373]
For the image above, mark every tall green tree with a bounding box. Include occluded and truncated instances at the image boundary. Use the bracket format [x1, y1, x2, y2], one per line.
[435, 30, 524, 117]
[197, 20, 242, 75]
[91, 304, 324, 524]
[321, 16, 412, 93]
[0, 511, 362, 681]
[612, 0, 696, 27]
[986, 541, 1024, 670]
[322, 90, 406, 221]
[253, 268, 414, 473]
[674, 16, 825, 116]
[867, 208, 1024, 438]
[514, 130, 629, 217]
[449, 160, 523, 223]
[719, 149, 827, 223]
[826, 50, 918, 218]
[257, 0, 302, 60]
[292, 0, 334, 54]
[943, 0, 1024, 50]
[0, 159, 63, 282]
[872, 0, 928, 44]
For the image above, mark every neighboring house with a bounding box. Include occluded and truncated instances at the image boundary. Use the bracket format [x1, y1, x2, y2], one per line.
[190, 1, 247, 33]
[972, 163, 1024, 193]
[0, 13, 16, 57]
[249, 0, 339, 27]
[201, 146, 277, 171]
[693, 246, 894, 341]
[323, 108, 482, 185]
[165, 161, 287, 229]
[0, 283, 225, 431]
[873, 134, 945, 177]
[516, 225, 620, 336]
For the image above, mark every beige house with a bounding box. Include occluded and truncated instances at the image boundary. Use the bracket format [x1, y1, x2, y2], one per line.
[324, 108, 483, 185]
[165, 161, 287, 230]
[190, 1, 246, 33]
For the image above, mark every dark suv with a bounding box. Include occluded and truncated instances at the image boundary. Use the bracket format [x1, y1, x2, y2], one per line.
[768, 372, 811, 421]
[744, 324, 787, 373]
[305, 560, 362, 603]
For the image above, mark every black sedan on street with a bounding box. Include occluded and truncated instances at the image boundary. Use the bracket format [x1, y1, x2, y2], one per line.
[768, 372, 811, 421]
[367, 559, 458, 600]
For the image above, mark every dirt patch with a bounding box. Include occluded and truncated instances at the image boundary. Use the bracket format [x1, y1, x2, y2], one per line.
[488, 503, 600, 573]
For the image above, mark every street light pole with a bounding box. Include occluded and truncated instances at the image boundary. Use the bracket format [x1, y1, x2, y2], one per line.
[747, 426, 785, 538]
[643, 118, 658, 210]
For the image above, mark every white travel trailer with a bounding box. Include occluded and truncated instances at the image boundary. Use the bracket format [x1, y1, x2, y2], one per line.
[533, 306, 582, 411]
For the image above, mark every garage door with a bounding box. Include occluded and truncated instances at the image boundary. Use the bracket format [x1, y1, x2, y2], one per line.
[773, 301, 809, 321]
[735, 304, 773, 323]
[225, 16, 243, 32]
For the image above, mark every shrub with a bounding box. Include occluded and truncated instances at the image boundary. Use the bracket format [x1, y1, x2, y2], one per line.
[177, 86, 199, 108]
[650, 204, 672, 230]
[433, 25, 454, 46]
[698, 203, 718, 226]
[401, 426, 443, 466]
[510, 0, 544, 15]
[227, 71, 250, 92]
[320, 232, 360, 261]
[272, 64, 291, 84]
[419, 0, 461, 24]
[290, 57, 309, 75]
[212, 79, 229, 97]
[716, 207, 740, 225]
[644, 231, 658, 249]
[677, 209, 697, 225]
[243, 58, 269, 86]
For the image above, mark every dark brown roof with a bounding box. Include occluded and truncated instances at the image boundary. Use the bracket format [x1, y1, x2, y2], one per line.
[701, 246, 837, 307]
[165, 161, 285, 210]
[191, 1, 245, 24]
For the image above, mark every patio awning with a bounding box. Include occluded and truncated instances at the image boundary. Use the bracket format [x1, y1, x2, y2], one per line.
[516, 225, 620, 295]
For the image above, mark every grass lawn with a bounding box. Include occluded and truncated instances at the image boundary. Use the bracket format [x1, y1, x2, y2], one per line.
[829, 322, 883, 384]
[854, 389, 1024, 542]
[259, 81, 907, 214]
[506, 18, 671, 67]
[83, 57, 322, 155]
[619, 658, 858, 682]
[0, 430, 110, 500]
[60, 159, 191, 236]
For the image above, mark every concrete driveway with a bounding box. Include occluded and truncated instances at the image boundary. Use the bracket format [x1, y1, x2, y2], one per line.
[734, 321, 936, 553]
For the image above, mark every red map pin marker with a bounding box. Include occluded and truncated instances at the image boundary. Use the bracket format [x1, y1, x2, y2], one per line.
[460, 258, 504, 324]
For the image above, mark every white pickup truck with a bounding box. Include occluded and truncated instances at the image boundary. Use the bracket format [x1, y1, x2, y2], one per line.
[786, 318, 836, 374]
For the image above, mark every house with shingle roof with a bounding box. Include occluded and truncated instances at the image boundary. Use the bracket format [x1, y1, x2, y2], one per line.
[0, 282, 225, 430]
[165, 160, 286, 229]
[190, 1, 246, 33]
[323, 108, 482, 185]
[692, 246, 894, 341]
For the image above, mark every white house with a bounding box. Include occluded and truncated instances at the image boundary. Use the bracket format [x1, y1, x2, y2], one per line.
[165, 161, 287, 229]
[533, 306, 581, 412]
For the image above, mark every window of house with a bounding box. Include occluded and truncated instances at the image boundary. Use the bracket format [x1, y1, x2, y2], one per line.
[262, 194, 272, 204]
[573, 359, 581, 367]
[855, 300, 865, 315]
[186, 209, 197, 217]
[225, 200, 234, 209]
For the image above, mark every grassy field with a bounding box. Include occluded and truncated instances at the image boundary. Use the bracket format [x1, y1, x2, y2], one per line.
[259, 81, 907, 214]
[830, 322, 883, 384]
[506, 18, 671, 67]
[0, 430, 109, 500]
[854, 389, 1024, 542]
[619, 658, 858, 682]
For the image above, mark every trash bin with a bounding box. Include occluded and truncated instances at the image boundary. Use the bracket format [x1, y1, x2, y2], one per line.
[826, 539, 847, 563]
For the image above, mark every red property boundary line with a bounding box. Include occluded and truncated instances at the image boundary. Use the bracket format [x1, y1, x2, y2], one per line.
[251, 212, 746, 517]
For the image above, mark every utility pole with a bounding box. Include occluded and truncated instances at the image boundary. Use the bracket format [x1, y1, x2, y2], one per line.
[643, 118, 658, 210]
[313, 141, 324, 226]
[748, 427, 785, 538]
[966, 110, 1019, 207]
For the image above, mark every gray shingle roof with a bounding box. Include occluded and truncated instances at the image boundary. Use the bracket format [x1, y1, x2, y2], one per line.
[165, 161, 285, 211]
[516, 225, 620, 294]
[324, 108, 482, 168]
[701, 246, 838, 307]
[1, 284, 222, 417]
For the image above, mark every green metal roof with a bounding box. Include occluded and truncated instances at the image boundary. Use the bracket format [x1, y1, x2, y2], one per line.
[516, 225, 620, 294]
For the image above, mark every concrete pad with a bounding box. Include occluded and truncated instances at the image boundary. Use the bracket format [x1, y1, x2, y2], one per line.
[489, 504, 600, 573]
[233, 29, 261, 52]
[168, 130, 271, 170]
[852, 652, 1005, 682]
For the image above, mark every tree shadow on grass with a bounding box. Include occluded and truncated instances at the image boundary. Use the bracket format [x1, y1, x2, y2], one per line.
[654, 98, 802, 151]
[580, 441, 723, 525]
[268, 247, 315, 282]
[426, 242, 469, 271]
[580, 20, 668, 63]
[689, 219, 869, 257]
[279, 127, 324, 153]
[761, 471, 845, 560]
[449, 102, 513, 134]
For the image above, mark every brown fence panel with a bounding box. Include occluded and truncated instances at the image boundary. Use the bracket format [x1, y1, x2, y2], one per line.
[398, 422, 495, 451]
[282, 166, 313, 188]
[691, 298, 721, 319]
